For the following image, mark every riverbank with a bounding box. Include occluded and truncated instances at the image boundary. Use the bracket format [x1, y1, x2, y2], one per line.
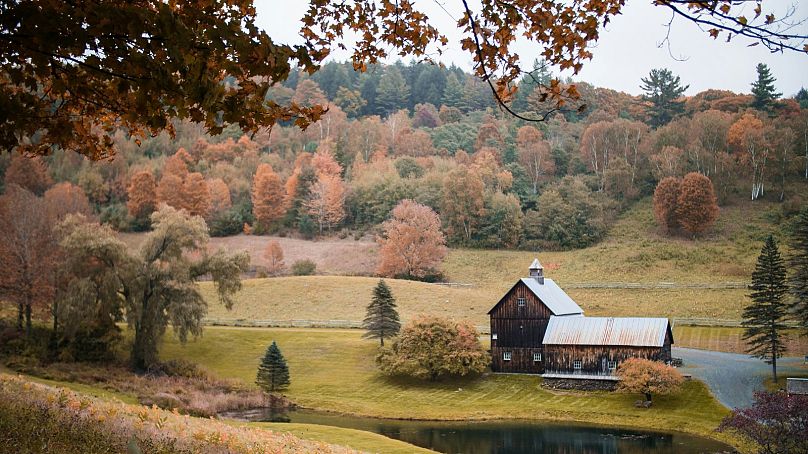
[159, 326, 743, 449]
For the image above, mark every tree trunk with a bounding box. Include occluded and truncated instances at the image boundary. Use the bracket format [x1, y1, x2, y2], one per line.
[131, 326, 149, 371]
[645, 392, 652, 402]
[24, 297, 32, 338]
[380, 337, 384, 347]
[17, 301, 23, 332]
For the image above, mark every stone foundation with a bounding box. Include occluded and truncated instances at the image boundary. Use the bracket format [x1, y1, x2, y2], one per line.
[542, 377, 618, 391]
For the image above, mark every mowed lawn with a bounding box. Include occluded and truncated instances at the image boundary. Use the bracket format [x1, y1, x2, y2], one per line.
[159, 327, 734, 444]
[201, 276, 754, 325]
[674, 326, 806, 356]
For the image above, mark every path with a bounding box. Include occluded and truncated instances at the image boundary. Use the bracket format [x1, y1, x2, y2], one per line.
[673, 347, 806, 409]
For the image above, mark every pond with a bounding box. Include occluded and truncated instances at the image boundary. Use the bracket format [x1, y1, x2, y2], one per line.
[222, 408, 735, 454]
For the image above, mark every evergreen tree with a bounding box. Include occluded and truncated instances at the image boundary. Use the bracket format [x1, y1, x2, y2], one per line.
[742, 235, 789, 381]
[750, 63, 782, 112]
[640, 68, 689, 128]
[795, 87, 808, 109]
[256, 341, 291, 392]
[362, 280, 401, 346]
[376, 65, 410, 115]
[442, 73, 465, 109]
[788, 208, 808, 332]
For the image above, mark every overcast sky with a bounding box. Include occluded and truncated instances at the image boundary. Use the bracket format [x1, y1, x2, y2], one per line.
[255, 0, 808, 97]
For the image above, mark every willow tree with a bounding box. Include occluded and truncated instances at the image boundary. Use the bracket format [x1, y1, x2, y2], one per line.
[58, 205, 249, 370]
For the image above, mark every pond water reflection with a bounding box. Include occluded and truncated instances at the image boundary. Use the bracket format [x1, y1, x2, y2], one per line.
[222, 407, 735, 454]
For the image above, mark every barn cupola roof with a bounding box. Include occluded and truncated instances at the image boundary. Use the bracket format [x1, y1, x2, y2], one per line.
[529, 258, 544, 285]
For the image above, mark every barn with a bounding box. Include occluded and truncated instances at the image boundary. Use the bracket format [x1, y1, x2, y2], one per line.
[489, 259, 673, 382]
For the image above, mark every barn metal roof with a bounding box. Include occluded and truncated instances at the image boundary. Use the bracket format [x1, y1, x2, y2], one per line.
[520, 278, 584, 316]
[543, 316, 671, 347]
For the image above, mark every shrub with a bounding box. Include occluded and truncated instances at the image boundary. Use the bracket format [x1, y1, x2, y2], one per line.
[718, 391, 808, 453]
[291, 259, 317, 276]
[376, 316, 489, 381]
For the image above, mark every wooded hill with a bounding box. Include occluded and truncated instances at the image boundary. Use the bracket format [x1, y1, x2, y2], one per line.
[2, 61, 806, 251]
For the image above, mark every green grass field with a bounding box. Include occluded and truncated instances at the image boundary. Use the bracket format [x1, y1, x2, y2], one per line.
[159, 326, 736, 445]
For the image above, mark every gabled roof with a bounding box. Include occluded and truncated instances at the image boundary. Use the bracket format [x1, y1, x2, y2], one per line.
[488, 278, 584, 316]
[529, 258, 542, 269]
[543, 316, 672, 347]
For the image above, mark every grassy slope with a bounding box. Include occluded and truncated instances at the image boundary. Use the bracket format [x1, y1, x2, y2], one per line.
[244, 423, 436, 454]
[202, 198, 793, 324]
[159, 326, 735, 445]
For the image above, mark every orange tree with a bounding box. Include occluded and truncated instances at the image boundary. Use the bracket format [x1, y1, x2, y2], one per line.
[2, 1, 805, 159]
[616, 358, 684, 404]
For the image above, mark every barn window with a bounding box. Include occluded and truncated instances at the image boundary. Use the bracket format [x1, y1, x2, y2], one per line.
[492, 334, 498, 340]
[533, 352, 542, 362]
[608, 361, 617, 371]
[573, 360, 582, 370]
[517, 297, 526, 307]
[503, 352, 512, 361]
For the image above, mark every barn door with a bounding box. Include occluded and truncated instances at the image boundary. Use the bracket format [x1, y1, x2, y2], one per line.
[601, 358, 607, 373]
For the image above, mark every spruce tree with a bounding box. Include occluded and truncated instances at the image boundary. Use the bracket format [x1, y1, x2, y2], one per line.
[788, 208, 808, 332]
[640, 68, 689, 128]
[363, 280, 401, 346]
[750, 63, 782, 112]
[256, 341, 291, 392]
[742, 235, 789, 381]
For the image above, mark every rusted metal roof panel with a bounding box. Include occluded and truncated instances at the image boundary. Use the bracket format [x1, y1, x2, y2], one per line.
[543, 316, 669, 347]
[520, 278, 584, 316]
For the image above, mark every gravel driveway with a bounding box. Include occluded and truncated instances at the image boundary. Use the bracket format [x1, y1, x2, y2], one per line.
[673, 347, 806, 409]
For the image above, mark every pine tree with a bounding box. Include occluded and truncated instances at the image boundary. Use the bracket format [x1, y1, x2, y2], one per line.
[640, 68, 689, 128]
[750, 63, 782, 112]
[256, 341, 291, 392]
[376, 65, 410, 115]
[362, 280, 401, 346]
[742, 235, 789, 381]
[788, 208, 808, 332]
[442, 73, 465, 109]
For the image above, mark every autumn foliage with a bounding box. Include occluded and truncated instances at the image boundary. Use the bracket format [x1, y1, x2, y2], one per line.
[376, 316, 489, 381]
[251, 164, 286, 230]
[653, 173, 718, 236]
[377, 200, 447, 279]
[616, 358, 684, 403]
[676, 172, 719, 236]
[263, 241, 286, 276]
[653, 177, 681, 233]
[126, 170, 158, 223]
[4, 154, 52, 195]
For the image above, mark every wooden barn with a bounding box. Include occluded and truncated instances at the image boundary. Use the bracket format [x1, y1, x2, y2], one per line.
[489, 259, 673, 380]
[488, 259, 583, 374]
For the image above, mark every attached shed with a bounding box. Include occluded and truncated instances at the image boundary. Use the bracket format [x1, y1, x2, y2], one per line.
[542, 316, 674, 378]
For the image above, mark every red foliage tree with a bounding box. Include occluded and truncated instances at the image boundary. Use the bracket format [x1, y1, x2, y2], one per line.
[719, 391, 808, 454]
[182, 172, 211, 218]
[207, 178, 232, 218]
[252, 164, 286, 230]
[263, 240, 285, 276]
[4, 155, 52, 195]
[676, 172, 719, 236]
[653, 176, 681, 233]
[44, 182, 92, 222]
[127, 170, 158, 222]
[377, 200, 447, 279]
[0, 186, 56, 335]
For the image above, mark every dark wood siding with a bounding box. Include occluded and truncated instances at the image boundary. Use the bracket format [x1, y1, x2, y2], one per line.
[490, 281, 552, 373]
[491, 347, 545, 374]
[544, 344, 670, 376]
